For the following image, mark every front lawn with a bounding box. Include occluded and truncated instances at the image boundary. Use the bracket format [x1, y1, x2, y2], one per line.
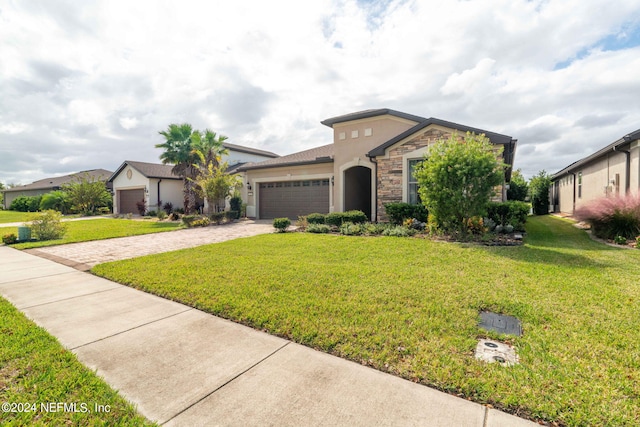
[0, 297, 155, 426]
[1, 218, 181, 249]
[0, 210, 42, 224]
[92, 216, 640, 426]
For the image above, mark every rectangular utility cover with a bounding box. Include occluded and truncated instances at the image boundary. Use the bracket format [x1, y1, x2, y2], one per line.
[478, 311, 522, 336]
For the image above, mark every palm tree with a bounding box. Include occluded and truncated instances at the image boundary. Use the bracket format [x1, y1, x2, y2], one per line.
[191, 129, 230, 213]
[191, 129, 229, 170]
[156, 123, 200, 214]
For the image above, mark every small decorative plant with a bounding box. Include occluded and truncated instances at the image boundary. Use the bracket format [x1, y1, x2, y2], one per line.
[2, 233, 17, 245]
[273, 217, 291, 233]
[613, 235, 627, 245]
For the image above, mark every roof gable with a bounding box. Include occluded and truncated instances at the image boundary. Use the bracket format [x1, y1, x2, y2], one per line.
[109, 161, 180, 182]
[321, 108, 425, 127]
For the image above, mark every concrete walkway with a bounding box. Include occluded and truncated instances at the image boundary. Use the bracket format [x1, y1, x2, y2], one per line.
[24, 220, 275, 270]
[0, 246, 538, 426]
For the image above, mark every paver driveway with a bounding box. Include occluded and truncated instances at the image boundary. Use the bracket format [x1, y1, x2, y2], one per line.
[26, 220, 275, 270]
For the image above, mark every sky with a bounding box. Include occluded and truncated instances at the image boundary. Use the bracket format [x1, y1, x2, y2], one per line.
[1, 0, 640, 186]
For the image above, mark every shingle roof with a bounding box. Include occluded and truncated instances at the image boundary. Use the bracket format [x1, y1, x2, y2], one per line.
[2, 169, 113, 193]
[109, 161, 180, 182]
[237, 144, 334, 171]
[321, 109, 426, 127]
[552, 128, 640, 179]
[223, 142, 279, 158]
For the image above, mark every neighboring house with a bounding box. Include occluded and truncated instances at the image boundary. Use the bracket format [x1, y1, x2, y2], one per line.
[551, 129, 640, 214]
[1, 169, 113, 210]
[109, 143, 279, 214]
[238, 108, 517, 221]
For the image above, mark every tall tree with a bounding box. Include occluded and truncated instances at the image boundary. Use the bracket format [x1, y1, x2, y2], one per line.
[191, 129, 229, 171]
[192, 162, 242, 216]
[156, 123, 200, 214]
[529, 170, 552, 215]
[507, 169, 529, 201]
[414, 132, 505, 235]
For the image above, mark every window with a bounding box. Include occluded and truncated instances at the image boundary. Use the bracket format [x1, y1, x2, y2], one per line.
[408, 159, 423, 205]
[577, 172, 582, 198]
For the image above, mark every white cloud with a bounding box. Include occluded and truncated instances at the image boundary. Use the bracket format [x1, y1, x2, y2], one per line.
[1, 0, 640, 185]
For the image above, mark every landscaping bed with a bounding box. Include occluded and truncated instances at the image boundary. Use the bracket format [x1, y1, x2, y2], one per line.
[93, 215, 640, 426]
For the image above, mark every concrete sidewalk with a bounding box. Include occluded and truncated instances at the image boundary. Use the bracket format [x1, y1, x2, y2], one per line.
[0, 246, 537, 426]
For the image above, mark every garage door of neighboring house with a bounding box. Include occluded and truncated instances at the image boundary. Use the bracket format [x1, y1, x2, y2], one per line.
[119, 189, 144, 214]
[259, 179, 330, 219]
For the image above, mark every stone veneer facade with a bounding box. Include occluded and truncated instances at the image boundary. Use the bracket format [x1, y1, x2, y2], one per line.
[376, 128, 505, 222]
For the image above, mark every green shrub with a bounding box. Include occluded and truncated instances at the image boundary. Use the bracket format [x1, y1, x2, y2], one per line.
[30, 210, 67, 241]
[486, 201, 530, 231]
[147, 210, 157, 217]
[156, 210, 167, 220]
[163, 202, 174, 214]
[339, 222, 363, 236]
[2, 233, 17, 244]
[306, 213, 326, 224]
[306, 223, 331, 234]
[325, 211, 367, 227]
[363, 223, 389, 235]
[614, 235, 627, 245]
[10, 195, 42, 212]
[230, 195, 242, 215]
[382, 226, 416, 237]
[40, 190, 71, 213]
[182, 215, 210, 227]
[273, 217, 291, 232]
[226, 210, 239, 221]
[636, 236, 640, 249]
[384, 202, 428, 224]
[209, 212, 225, 225]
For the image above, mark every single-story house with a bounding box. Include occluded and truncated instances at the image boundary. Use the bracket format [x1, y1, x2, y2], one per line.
[551, 129, 640, 214]
[237, 109, 517, 221]
[1, 169, 113, 210]
[109, 143, 279, 214]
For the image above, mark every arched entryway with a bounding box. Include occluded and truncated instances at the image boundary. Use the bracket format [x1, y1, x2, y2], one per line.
[343, 166, 372, 219]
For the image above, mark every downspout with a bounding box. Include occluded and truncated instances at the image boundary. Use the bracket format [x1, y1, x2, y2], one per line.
[613, 142, 631, 194]
[366, 154, 378, 223]
[157, 179, 162, 209]
[571, 172, 576, 214]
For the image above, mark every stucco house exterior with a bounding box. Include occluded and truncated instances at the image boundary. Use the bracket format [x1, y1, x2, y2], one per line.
[109, 143, 279, 214]
[238, 109, 517, 221]
[551, 129, 640, 214]
[2, 169, 112, 210]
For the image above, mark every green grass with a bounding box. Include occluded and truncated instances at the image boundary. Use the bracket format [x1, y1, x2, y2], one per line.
[0, 297, 155, 426]
[0, 210, 42, 224]
[0, 218, 181, 249]
[92, 216, 640, 426]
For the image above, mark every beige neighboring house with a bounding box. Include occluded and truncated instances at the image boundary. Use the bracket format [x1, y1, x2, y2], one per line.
[109, 143, 279, 214]
[551, 129, 640, 214]
[1, 169, 112, 210]
[238, 109, 517, 221]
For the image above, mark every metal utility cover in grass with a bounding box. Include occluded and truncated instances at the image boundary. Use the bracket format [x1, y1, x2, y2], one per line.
[478, 311, 522, 336]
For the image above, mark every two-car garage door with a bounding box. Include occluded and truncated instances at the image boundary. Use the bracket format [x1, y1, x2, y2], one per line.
[259, 179, 330, 219]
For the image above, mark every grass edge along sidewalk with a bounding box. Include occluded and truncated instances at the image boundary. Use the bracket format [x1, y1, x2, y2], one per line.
[0, 297, 156, 426]
[93, 215, 640, 426]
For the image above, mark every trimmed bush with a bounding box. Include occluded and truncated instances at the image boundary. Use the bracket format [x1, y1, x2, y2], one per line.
[273, 217, 291, 232]
[306, 213, 326, 224]
[10, 195, 42, 212]
[157, 210, 167, 220]
[30, 210, 67, 241]
[209, 212, 225, 225]
[575, 195, 640, 239]
[230, 195, 242, 216]
[182, 215, 210, 227]
[306, 223, 331, 234]
[2, 233, 17, 245]
[486, 201, 529, 231]
[325, 210, 367, 227]
[339, 222, 363, 236]
[384, 202, 428, 225]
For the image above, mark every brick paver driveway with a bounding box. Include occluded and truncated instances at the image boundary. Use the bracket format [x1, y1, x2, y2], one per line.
[26, 220, 275, 270]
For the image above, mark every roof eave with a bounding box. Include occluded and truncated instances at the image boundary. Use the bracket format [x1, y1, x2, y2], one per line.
[237, 158, 334, 172]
